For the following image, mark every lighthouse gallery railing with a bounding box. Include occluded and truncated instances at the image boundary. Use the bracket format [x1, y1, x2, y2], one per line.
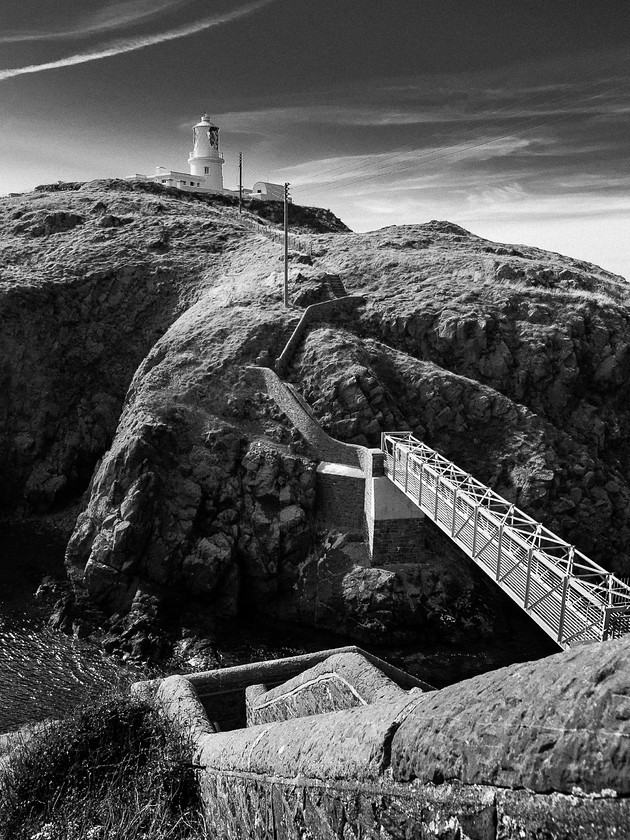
[382, 432, 630, 648]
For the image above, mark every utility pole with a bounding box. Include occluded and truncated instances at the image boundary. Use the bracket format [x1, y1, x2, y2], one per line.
[238, 152, 243, 215]
[283, 182, 290, 308]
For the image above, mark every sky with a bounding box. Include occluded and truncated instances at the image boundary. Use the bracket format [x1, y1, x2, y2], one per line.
[1, 0, 629, 277]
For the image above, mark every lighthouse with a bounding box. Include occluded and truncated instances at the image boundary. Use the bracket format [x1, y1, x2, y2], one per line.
[131, 111, 280, 199]
[188, 113, 224, 190]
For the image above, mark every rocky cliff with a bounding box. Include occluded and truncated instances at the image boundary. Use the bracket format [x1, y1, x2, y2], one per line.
[2, 180, 629, 664]
[289, 222, 630, 575]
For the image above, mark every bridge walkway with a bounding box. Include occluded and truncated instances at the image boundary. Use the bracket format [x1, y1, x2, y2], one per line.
[382, 432, 630, 648]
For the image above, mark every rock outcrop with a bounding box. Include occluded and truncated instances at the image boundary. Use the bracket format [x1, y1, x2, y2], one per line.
[289, 222, 630, 576]
[2, 182, 630, 656]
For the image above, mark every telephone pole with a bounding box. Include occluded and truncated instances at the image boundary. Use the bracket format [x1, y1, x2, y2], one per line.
[283, 182, 290, 308]
[238, 152, 243, 215]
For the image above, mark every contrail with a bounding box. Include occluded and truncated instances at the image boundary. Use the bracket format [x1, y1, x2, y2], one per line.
[0, 0, 274, 81]
[0, 0, 191, 43]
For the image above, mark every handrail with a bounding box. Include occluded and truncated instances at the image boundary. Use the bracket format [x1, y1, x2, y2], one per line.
[381, 432, 630, 648]
[237, 214, 314, 255]
[275, 295, 365, 375]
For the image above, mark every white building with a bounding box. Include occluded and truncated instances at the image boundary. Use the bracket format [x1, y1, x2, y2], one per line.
[131, 113, 227, 194]
[130, 113, 285, 202]
[251, 181, 285, 201]
[188, 113, 224, 189]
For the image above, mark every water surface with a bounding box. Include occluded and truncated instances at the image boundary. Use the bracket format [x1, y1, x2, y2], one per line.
[0, 611, 136, 732]
[0, 518, 138, 733]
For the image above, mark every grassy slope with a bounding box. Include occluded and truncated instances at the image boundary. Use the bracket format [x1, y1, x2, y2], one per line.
[0, 694, 204, 840]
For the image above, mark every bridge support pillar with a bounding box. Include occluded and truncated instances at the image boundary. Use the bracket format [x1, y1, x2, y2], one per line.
[316, 462, 365, 531]
[364, 449, 424, 565]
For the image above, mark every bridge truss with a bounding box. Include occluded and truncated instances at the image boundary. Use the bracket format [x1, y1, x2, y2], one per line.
[382, 432, 630, 648]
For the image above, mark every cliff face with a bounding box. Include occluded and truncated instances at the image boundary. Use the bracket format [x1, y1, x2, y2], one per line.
[2, 181, 629, 652]
[0, 181, 238, 511]
[289, 222, 630, 575]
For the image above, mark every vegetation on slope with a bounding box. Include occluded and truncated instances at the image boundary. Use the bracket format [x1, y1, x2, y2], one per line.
[32, 178, 350, 233]
[0, 695, 204, 840]
[287, 221, 630, 575]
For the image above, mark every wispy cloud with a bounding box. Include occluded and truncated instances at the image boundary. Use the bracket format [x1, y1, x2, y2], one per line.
[0, 0, 274, 81]
[218, 77, 630, 133]
[217, 104, 476, 130]
[285, 136, 538, 192]
[0, 0, 191, 43]
[460, 192, 630, 224]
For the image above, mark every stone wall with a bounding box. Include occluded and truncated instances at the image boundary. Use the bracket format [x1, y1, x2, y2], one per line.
[315, 463, 365, 530]
[248, 366, 365, 469]
[365, 472, 424, 564]
[197, 772, 629, 840]
[133, 645, 432, 731]
[245, 651, 408, 726]
[250, 366, 424, 566]
[189, 688, 630, 837]
[370, 518, 425, 565]
[275, 295, 365, 375]
[143, 638, 630, 839]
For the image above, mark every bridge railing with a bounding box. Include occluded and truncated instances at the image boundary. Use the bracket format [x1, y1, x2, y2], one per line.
[382, 432, 630, 648]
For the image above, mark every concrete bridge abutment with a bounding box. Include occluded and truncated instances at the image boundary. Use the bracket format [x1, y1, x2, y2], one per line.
[316, 448, 424, 566]
[363, 448, 424, 565]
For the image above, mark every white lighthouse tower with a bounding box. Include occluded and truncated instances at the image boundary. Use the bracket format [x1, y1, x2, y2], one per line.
[130, 111, 255, 196]
[188, 113, 224, 190]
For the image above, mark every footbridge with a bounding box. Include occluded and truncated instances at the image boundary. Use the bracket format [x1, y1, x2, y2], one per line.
[382, 432, 630, 648]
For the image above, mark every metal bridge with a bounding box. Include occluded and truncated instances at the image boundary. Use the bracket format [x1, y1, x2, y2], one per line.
[382, 432, 630, 648]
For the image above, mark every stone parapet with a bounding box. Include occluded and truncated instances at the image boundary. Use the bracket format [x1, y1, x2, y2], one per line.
[132, 645, 432, 731]
[195, 773, 630, 840]
[245, 650, 408, 726]
[248, 366, 366, 469]
[142, 638, 630, 837]
[195, 695, 422, 781]
[391, 635, 630, 795]
[275, 295, 365, 375]
[153, 675, 217, 742]
[249, 367, 423, 564]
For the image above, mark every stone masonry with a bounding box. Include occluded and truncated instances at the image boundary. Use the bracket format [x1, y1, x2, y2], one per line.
[370, 518, 425, 565]
[137, 636, 630, 839]
[251, 365, 425, 565]
[315, 463, 365, 531]
[245, 651, 409, 726]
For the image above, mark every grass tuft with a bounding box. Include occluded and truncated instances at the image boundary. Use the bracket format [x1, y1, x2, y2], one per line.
[0, 694, 207, 840]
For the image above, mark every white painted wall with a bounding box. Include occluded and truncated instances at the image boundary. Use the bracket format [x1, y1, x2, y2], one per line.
[251, 181, 285, 201]
[368, 477, 424, 521]
[188, 116, 224, 189]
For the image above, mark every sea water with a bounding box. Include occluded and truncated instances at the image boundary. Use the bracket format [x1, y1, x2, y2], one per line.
[0, 610, 136, 732]
[0, 519, 137, 733]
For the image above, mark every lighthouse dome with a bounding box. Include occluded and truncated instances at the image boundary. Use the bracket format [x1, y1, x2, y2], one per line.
[196, 112, 218, 129]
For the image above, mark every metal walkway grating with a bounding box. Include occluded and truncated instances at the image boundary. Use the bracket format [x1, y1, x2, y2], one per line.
[381, 432, 630, 648]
